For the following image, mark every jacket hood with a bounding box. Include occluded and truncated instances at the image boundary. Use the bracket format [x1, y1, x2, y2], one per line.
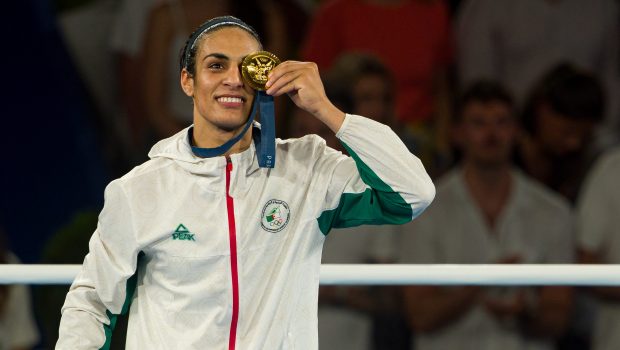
[147, 126, 259, 176]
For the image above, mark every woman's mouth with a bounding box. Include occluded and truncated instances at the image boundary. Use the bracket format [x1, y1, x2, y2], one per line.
[216, 96, 245, 108]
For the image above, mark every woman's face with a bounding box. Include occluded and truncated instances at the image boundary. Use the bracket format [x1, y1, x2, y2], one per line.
[182, 27, 261, 133]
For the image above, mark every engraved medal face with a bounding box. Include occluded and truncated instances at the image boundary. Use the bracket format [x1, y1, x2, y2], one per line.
[241, 51, 281, 91]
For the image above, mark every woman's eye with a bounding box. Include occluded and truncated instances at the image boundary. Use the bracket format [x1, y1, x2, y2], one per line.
[209, 63, 223, 70]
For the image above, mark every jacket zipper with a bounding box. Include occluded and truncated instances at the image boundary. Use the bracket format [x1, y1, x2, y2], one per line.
[225, 157, 239, 350]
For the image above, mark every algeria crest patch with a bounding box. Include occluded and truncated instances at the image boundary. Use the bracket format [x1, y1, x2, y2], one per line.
[261, 199, 290, 233]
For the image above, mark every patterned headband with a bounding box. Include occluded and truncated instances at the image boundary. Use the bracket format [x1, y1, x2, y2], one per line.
[181, 16, 261, 70]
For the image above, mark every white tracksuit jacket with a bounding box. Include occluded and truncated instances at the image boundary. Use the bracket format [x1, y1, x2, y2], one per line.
[57, 114, 435, 349]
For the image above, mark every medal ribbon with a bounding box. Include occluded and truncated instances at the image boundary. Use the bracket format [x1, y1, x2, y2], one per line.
[190, 91, 276, 168]
[256, 91, 275, 168]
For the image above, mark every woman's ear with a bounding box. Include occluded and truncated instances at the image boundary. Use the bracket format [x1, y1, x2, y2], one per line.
[181, 69, 194, 97]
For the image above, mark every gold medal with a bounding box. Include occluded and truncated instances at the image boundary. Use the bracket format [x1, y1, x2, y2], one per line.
[241, 51, 281, 91]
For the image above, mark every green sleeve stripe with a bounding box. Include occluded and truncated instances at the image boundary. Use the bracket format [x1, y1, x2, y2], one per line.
[100, 251, 144, 350]
[317, 143, 412, 235]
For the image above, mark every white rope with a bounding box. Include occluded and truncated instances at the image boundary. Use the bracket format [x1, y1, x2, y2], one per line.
[320, 264, 620, 286]
[2, 264, 620, 285]
[0, 265, 81, 285]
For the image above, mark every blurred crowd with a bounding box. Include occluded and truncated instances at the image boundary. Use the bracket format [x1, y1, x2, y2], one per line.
[1, 0, 620, 349]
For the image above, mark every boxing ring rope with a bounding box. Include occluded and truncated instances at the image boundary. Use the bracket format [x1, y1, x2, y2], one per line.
[1, 264, 620, 285]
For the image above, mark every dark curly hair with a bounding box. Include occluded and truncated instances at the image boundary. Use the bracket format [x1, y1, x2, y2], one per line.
[455, 80, 514, 123]
[521, 63, 605, 134]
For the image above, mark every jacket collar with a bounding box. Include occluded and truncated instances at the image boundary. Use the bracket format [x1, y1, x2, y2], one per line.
[148, 125, 260, 177]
